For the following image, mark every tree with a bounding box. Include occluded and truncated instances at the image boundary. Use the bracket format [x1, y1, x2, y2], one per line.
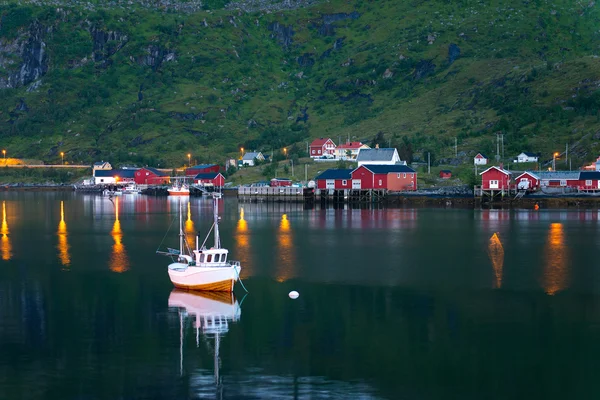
[370, 131, 386, 148]
[398, 136, 413, 164]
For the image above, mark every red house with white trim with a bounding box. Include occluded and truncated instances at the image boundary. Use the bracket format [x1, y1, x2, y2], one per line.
[135, 167, 170, 185]
[186, 164, 220, 177]
[270, 178, 292, 187]
[309, 138, 336, 158]
[515, 172, 539, 191]
[351, 164, 417, 191]
[194, 172, 225, 188]
[480, 166, 512, 190]
[474, 153, 488, 165]
[315, 169, 353, 189]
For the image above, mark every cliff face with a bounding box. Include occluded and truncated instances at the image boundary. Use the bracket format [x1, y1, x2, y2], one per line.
[0, 0, 598, 167]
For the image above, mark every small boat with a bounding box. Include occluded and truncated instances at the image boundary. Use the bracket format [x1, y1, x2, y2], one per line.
[121, 183, 141, 195]
[157, 193, 242, 292]
[167, 183, 190, 196]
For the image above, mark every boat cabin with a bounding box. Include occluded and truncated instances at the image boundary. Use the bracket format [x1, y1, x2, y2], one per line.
[193, 248, 229, 266]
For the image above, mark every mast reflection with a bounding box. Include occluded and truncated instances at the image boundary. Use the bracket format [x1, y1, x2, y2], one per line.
[276, 213, 295, 282]
[57, 201, 71, 267]
[544, 223, 568, 295]
[487, 233, 504, 288]
[110, 197, 129, 273]
[1, 201, 12, 260]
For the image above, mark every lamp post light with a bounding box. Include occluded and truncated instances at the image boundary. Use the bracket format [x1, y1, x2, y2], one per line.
[553, 152, 559, 171]
[60, 152, 64, 165]
[2, 149, 5, 165]
[283, 147, 287, 159]
[187, 153, 191, 168]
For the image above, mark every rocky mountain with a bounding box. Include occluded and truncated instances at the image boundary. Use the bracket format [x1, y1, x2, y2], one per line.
[0, 0, 599, 167]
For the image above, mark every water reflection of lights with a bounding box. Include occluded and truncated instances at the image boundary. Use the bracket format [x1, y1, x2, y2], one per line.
[57, 201, 71, 267]
[544, 223, 568, 295]
[110, 197, 129, 273]
[234, 207, 251, 276]
[487, 233, 504, 288]
[185, 201, 196, 250]
[1, 201, 12, 260]
[276, 213, 295, 282]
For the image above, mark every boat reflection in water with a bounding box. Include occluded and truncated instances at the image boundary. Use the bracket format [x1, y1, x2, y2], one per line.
[488, 233, 504, 289]
[1, 201, 11, 261]
[57, 201, 71, 268]
[168, 290, 241, 398]
[110, 197, 129, 273]
[544, 222, 568, 295]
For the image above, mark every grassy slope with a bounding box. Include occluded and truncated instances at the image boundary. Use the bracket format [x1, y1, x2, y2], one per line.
[0, 0, 599, 172]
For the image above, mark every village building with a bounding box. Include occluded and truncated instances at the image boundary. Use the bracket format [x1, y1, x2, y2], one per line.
[536, 171, 580, 188]
[309, 138, 336, 158]
[93, 161, 112, 171]
[579, 171, 600, 190]
[351, 164, 417, 191]
[513, 152, 539, 163]
[185, 164, 220, 176]
[194, 172, 225, 188]
[356, 147, 403, 166]
[474, 153, 488, 165]
[515, 172, 540, 191]
[94, 169, 136, 185]
[315, 169, 353, 190]
[439, 170, 452, 179]
[270, 178, 293, 187]
[479, 166, 512, 190]
[241, 152, 265, 166]
[335, 142, 370, 160]
[135, 167, 170, 185]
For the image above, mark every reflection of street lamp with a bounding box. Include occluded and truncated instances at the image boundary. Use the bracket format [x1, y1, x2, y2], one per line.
[60, 152, 64, 165]
[187, 153, 191, 168]
[2, 150, 5, 165]
[553, 152, 559, 171]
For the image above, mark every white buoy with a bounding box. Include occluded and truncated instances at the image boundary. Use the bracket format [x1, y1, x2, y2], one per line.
[288, 291, 299, 299]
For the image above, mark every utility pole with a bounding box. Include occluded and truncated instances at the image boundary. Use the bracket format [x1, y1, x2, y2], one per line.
[306, 141, 309, 156]
[291, 159, 294, 177]
[496, 134, 500, 163]
[566, 143, 568, 166]
[454, 137, 457, 158]
[305, 164, 308, 182]
[501, 133, 504, 161]
[428, 152, 431, 174]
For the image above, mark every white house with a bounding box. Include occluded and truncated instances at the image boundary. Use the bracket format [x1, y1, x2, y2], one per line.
[93, 169, 136, 185]
[241, 152, 264, 166]
[335, 142, 370, 160]
[93, 161, 112, 171]
[356, 147, 404, 166]
[474, 153, 488, 165]
[513, 152, 538, 163]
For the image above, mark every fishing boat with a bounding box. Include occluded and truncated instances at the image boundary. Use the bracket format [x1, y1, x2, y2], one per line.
[121, 183, 141, 194]
[157, 193, 242, 292]
[167, 183, 190, 196]
[168, 289, 241, 392]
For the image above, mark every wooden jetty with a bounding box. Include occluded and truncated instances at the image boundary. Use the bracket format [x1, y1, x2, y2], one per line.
[317, 189, 387, 204]
[238, 186, 314, 203]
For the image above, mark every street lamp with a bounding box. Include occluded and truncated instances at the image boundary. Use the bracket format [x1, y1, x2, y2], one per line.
[553, 152, 559, 171]
[187, 153, 191, 168]
[283, 147, 287, 159]
[60, 152, 64, 165]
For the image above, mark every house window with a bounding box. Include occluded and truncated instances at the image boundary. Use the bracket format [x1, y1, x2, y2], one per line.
[410, 174, 414, 178]
[397, 173, 401, 178]
[215, 254, 221, 262]
[207, 254, 212, 263]
[560, 180, 567, 186]
[100, 179, 104, 183]
[403, 173, 406, 178]
[312, 150, 315, 154]
[146, 172, 149, 176]
[342, 180, 347, 185]
[200, 254, 205, 263]
[378, 179, 382, 185]
[586, 180, 592, 186]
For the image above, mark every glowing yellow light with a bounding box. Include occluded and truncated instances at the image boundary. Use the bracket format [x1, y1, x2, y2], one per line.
[57, 201, 70, 267]
[110, 197, 129, 273]
[185, 201, 195, 249]
[544, 223, 568, 295]
[488, 233, 504, 288]
[1, 201, 12, 261]
[276, 213, 294, 282]
[234, 207, 251, 276]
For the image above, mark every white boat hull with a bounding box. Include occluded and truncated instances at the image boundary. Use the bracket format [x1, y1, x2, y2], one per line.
[168, 263, 241, 292]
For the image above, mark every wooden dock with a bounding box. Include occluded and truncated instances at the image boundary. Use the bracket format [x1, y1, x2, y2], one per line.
[317, 189, 387, 204]
[237, 186, 314, 203]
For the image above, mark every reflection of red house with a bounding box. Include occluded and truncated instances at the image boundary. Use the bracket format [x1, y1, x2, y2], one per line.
[194, 172, 225, 188]
[185, 164, 220, 177]
[270, 178, 292, 187]
[480, 166, 512, 190]
[439, 170, 452, 179]
[135, 167, 170, 185]
[351, 164, 417, 191]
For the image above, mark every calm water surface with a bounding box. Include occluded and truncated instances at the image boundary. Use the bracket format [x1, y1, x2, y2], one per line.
[1, 192, 600, 399]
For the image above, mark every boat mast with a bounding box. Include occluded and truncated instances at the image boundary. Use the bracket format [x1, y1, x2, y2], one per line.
[213, 194, 220, 249]
[179, 201, 184, 255]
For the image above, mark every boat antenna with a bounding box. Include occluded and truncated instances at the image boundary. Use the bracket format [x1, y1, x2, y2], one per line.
[213, 193, 221, 249]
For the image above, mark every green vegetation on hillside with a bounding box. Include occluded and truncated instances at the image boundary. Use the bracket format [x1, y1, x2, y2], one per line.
[0, 0, 599, 170]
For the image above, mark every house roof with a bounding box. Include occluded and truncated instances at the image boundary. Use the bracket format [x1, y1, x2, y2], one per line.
[519, 152, 538, 157]
[579, 171, 600, 180]
[314, 169, 353, 180]
[440, 170, 451, 173]
[310, 137, 333, 147]
[142, 167, 167, 176]
[189, 164, 217, 170]
[242, 152, 262, 161]
[536, 171, 580, 180]
[194, 172, 221, 179]
[337, 141, 367, 150]
[475, 153, 488, 159]
[356, 148, 398, 162]
[358, 164, 416, 174]
[479, 166, 511, 176]
[95, 169, 137, 178]
[515, 171, 540, 180]
[271, 178, 292, 181]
